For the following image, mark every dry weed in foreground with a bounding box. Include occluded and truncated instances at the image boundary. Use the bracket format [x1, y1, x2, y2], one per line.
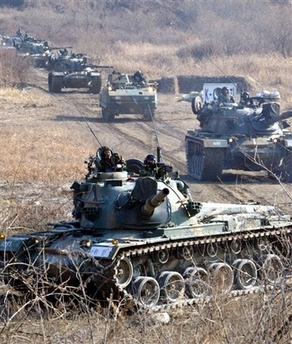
[0, 279, 292, 344]
[0, 50, 30, 86]
[0, 87, 52, 107]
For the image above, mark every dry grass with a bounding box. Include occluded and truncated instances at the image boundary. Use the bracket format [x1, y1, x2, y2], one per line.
[1, 276, 292, 343]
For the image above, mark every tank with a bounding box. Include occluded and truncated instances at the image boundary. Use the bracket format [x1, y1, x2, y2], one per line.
[185, 83, 292, 181]
[10, 32, 52, 68]
[47, 52, 107, 94]
[1, 147, 292, 309]
[99, 71, 158, 121]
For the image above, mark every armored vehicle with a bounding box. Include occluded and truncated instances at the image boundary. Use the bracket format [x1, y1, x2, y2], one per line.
[185, 83, 292, 181]
[1, 147, 292, 309]
[7, 31, 52, 67]
[99, 71, 158, 121]
[48, 52, 104, 94]
[17, 41, 52, 67]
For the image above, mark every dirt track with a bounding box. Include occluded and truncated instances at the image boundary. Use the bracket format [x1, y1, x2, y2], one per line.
[2, 67, 292, 219]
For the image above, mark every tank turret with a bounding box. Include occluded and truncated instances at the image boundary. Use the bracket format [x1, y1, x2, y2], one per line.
[186, 83, 292, 181]
[1, 148, 292, 309]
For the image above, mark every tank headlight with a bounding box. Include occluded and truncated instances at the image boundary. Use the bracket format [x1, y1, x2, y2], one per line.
[112, 239, 118, 245]
[228, 137, 234, 143]
[80, 239, 92, 248]
[107, 85, 112, 91]
[0, 234, 5, 240]
[272, 137, 279, 143]
[34, 238, 39, 244]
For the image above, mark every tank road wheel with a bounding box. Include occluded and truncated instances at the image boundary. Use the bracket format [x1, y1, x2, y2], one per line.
[183, 267, 211, 298]
[257, 237, 270, 252]
[49, 75, 63, 93]
[115, 257, 133, 288]
[158, 271, 185, 302]
[230, 239, 242, 255]
[177, 246, 194, 260]
[191, 96, 203, 115]
[233, 259, 257, 289]
[186, 139, 224, 181]
[153, 249, 170, 264]
[208, 263, 234, 294]
[102, 108, 115, 122]
[132, 277, 160, 307]
[260, 254, 283, 284]
[206, 243, 218, 257]
[89, 76, 101, 94]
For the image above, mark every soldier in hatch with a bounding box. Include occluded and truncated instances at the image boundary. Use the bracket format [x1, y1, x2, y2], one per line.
[140, 154, 157, 176]
[99, 146, 126, 172]
[218, 86, 235, 104]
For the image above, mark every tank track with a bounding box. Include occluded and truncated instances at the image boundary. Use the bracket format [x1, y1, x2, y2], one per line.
[186, 138, 225, 181]
[103, 226, 292, 311]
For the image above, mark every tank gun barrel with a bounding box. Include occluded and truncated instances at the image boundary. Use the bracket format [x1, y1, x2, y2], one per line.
[50, 46, 73, 50]
[279, 110, 292, 121]
[140, 188, 169, 217]
[91, 65, 114, 69]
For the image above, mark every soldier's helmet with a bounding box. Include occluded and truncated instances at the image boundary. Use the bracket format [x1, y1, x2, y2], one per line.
[144, 154, 156, 165]
[222, 86, 229, 95]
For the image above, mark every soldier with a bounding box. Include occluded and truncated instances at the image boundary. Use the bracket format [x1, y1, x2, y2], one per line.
[15, 28, 22, 38]
[133, 70, 146, 86]
[99, 146, 126, 172]
[219, 86, 234, 103]
[240, 91, 251, 106]
[139, 154, 157, 176]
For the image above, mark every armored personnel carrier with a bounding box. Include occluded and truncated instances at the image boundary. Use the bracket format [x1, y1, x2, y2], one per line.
[99, 71, 158, 121]
[1, 147, 292, 309]
[48, 52, 103, 94]
[185, 83, 292, 181]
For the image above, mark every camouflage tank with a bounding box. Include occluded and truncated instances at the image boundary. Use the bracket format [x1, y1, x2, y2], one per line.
[185, 83, 292, 181]
[10, 32, 52, 68]
[48, 52, 106, 94]
[99, 71, 158, 121]
[0, 31, 50, 67]
[1, 147, 292, 309]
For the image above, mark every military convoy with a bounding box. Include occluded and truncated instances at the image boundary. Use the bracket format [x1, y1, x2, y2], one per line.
[1, 30, 53, 67]
[185, 83, 292, 181]
[99, 70, 158, 121]
[0, 146, 292, 309]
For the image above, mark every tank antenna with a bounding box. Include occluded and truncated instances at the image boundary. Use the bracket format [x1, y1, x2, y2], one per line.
[149, 105, 163, 161]
[82, 115, 103, 146]
[73, 103, 103, 147]
[206, 55, 237, 88]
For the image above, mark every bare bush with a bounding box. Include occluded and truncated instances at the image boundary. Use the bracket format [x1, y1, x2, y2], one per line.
[0, 49, 30, 86]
